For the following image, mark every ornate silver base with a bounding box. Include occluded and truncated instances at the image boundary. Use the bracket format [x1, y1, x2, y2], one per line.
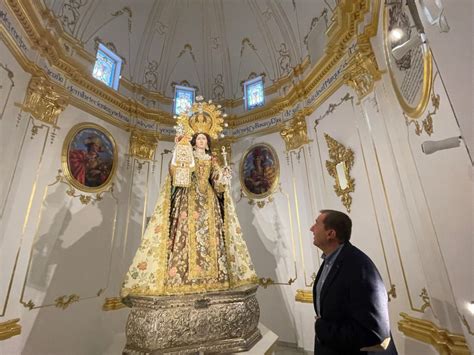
[123, 285, 261, 354]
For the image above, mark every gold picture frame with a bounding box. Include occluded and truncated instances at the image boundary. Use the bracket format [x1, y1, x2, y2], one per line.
[61, 123, 118, 193]
[324, 134, 355, 213]
[383, 1, 433, 119]
[239, 143, 280, 201]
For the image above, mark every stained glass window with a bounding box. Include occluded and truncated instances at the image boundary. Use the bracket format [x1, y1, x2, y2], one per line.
[244, 76, 264, 110]
[92, 43, 122, 90]
[174, 86, 195, 116]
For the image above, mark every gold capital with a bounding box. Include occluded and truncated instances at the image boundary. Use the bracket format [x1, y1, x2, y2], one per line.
[19, 76, 68, 127]
[129, 130, 158, 160]
[344, 36, 383, 100]
[280, 109, 311, 153]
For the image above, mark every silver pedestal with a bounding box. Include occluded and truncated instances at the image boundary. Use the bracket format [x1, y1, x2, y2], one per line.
[123, 285, 261, 354]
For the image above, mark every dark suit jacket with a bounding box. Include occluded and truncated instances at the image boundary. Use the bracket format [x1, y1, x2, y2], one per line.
[313, 242, 396, 355]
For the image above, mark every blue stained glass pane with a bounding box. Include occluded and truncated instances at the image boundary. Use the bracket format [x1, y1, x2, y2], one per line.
[174, 89, 194, 115]
[93, 49, 116, 87]
[246, 79, 264, 110]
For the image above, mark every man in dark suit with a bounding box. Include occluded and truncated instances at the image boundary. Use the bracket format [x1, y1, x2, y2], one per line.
[311, 209, 397, 355]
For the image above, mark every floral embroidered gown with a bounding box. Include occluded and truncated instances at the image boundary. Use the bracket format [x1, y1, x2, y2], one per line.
[121, 152, 258, 297]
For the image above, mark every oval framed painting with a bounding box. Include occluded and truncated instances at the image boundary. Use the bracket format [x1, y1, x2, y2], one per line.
[240, 143, 279, 199]
[62, 123, 118, 193]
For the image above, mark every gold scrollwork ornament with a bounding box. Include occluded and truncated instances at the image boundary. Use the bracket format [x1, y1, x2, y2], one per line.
[55, 294, 80, 310]
[257, 276, 296, 289]
[406, 92, 440, 137]
[419, 287, 432, 313]
[324, 134, 355, 213]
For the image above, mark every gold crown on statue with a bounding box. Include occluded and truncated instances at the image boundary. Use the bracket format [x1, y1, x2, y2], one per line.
[174, 96, 228, 140]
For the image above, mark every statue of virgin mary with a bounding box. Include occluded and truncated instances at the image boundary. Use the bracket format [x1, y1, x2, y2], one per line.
[121, 98, 258, 298]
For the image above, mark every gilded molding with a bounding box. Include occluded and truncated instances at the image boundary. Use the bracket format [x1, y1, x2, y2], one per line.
[102, 297, 126, 311]
[6, 0, 173, 126]
[324, 134, 355, 213]
[280, 109, 312, 153]
[398, 312, 470, 355]
[17, 76, 68, 127]
[29, 1, 307, 112]
[129, 130, 158, 160]
[304, 0, 370, 97]
[0, 25, 37, 74]
[295, 289, 313, 304]
[343, 35, 383, 101]
[4, 0, 379, 133]
[0, 318, 21, 341]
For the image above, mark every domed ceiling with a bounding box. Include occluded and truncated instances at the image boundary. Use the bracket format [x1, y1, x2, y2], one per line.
[44, 0, 335, 102]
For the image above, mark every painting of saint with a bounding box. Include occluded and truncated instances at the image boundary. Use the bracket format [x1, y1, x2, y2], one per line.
[62, 123, 117, 192]
[240, 143, 279, 198]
